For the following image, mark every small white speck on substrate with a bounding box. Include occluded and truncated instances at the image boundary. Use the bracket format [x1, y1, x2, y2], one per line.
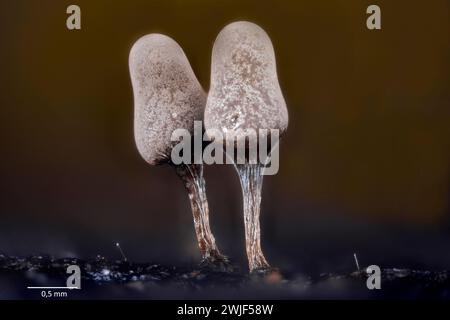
[102, 269, 111, 276]
[172, 112, 177, 118]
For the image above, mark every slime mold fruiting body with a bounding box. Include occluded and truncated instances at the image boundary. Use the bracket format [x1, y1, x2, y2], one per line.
[205, 22, 288, 273]
[129, 34, 227, 266]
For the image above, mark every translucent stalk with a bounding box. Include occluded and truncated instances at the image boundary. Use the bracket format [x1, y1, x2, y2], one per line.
[174, 164, 223, 262]
[234, 162, 271, 272]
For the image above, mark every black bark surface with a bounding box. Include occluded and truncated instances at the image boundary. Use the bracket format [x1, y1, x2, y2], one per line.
[1, 254, 450, 299]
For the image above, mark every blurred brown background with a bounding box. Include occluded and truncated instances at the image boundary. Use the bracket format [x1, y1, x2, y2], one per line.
[0, 0, 449, 272]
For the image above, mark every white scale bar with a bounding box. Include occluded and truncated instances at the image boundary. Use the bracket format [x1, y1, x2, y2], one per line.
[27, 287, 79, 290]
